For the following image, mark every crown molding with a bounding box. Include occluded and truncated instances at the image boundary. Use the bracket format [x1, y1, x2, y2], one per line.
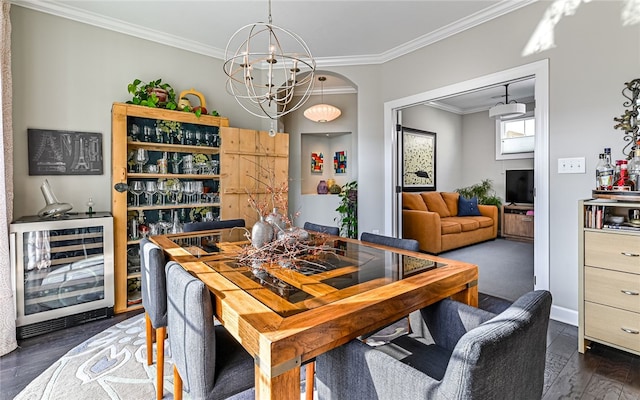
[11, 0, 225, 58]
[12, 0, 536, 67]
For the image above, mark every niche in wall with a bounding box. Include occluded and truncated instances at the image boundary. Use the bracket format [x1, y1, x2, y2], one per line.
[301, 132, 352, 194]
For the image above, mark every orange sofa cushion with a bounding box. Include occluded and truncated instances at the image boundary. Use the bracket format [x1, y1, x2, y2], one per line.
[441, 192, 459, 216]
[445, 217, 480, 232]
[421, 192, 450, 217]
[440, 220, 462, 235]
[402, 192, 428, 211]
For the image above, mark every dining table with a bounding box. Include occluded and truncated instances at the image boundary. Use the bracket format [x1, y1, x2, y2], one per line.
[151, 227, 479, 400]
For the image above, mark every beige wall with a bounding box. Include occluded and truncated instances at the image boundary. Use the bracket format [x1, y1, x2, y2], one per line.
[10, 1, 640, 319]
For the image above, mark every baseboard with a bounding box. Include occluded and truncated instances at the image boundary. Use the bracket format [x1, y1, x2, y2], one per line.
[550, 304, 577, 326]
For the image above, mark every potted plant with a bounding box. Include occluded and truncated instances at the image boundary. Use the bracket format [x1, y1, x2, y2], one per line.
[455, 179, 502, 207]
[127, 78, 177, 109]
[335, 181, 358, 238]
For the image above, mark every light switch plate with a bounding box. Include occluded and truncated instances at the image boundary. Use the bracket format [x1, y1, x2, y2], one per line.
[558, 157, 586, 174]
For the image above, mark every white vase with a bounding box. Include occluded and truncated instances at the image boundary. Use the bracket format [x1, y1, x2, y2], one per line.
[265, 207, 286, 234]
[251, 216, 273, 248]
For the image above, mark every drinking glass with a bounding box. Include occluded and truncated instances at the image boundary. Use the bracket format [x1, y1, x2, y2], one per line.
[182, 181, 195, 204]
[193, 181, 204, 203]
[135, 149, 149, 173]
[170, 180, 183, 204]
[144, 181, 157, 206]
[129, 181, 144, 207]
[157, 180, 170, 205]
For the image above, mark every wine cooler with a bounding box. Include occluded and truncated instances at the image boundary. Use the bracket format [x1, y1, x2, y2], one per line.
[10, 213, 114, 339]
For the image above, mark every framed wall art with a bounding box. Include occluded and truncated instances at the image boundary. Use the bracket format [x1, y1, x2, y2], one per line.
[28, 129, 103, 175]
[402, 128, 436, 191]
[311, 152, 324, 173]
[334, 150, 347, 173]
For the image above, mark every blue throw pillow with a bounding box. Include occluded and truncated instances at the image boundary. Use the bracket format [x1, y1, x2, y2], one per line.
[458, 196, 482, 216]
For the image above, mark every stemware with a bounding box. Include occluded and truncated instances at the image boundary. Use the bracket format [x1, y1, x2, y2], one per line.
[157, 180, 170, 205]
[129, 180, 144, 207]
[170, 179, 183, 204]
[144, 181, 157, 206]
[134, 149, 149, 173]
[193, 181, 204, 203]
[170, 152, 182, 174]
[182, 181, 195, 204]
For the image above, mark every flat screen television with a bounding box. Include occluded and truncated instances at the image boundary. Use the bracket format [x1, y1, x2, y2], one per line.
[505, 169, 534, 205]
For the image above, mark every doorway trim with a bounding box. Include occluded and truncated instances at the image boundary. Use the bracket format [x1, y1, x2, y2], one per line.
[383, 59, 549, 292]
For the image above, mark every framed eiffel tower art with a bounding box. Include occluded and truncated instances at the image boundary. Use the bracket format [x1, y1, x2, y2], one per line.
[27, 129, 103, 175]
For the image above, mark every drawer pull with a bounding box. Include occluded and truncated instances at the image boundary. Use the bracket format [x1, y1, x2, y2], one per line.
[621, 290, 640, 296]
[621, 327, 639, 335]
[620, 252, 640, 257]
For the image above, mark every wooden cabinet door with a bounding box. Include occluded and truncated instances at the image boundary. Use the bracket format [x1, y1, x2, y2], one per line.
[220, 127, 289, 228]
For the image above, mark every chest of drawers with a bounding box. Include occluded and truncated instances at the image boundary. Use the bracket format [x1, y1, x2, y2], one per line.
[579, 199, 640, 356]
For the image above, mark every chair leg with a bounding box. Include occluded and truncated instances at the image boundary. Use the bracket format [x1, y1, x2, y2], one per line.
[145, 313, 153, 366]
[156, 326, 166, 400]
[174, 365, 183, 400]
[306, 361, 315, 400]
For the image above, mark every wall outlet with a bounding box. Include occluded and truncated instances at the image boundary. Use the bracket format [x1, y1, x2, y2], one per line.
[558, 157, 585, 174]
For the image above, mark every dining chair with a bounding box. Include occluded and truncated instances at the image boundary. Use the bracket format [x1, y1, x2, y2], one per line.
[165, 261, 255, 400]
[315, 290, 552, 400]
[139, 238, 167, 400]
[360, 231, 420, 252]
[303, 221, 339, 236]
[183, 218, 245, 232]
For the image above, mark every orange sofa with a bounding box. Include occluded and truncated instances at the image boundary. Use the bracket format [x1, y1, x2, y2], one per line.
[402, 192, 498, 254]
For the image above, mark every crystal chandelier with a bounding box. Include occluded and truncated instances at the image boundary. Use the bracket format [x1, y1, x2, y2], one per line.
[304, 76, 342, 123]
[223, 0, 316, 121]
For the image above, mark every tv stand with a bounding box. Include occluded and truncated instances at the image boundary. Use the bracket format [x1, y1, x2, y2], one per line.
[501, 204, 534, 242]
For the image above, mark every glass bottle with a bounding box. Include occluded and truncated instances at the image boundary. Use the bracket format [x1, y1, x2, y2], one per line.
[595, 153, 605, 189]
[629, 148, 640, 190]
[615, 160, 635, 190]
[598, 148, 614, 190]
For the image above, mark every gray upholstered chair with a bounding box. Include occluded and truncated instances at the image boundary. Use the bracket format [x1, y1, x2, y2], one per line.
[360, 232, 420, 252]
[183, 218, 245, 232]
[316, 290, 552, 400]
[303, 221, 340, 236]
[165, 261, 255, 400]
[139, 238, 168, 400]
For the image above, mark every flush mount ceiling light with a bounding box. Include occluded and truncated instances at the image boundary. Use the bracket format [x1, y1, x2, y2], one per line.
[304, 76, 342, 123]
[489, 83, 526, 119]
[223, 0, 316, 123]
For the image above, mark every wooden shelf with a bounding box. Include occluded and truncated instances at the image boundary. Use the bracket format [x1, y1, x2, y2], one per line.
[592, 190, 640, 202]
[128, 140, 220, 155]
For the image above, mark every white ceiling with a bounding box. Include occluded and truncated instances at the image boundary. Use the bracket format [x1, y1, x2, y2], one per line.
[12, 0, 536, 111]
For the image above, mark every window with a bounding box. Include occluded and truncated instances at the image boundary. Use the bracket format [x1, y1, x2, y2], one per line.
[496, 113, 535, 160]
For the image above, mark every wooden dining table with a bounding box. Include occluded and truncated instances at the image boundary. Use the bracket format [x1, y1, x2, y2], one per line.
[151, 228, 478, 400]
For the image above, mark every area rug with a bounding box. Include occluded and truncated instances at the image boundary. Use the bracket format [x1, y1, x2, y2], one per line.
[14, 313, 174, 400]
[15, 312, 410, 400]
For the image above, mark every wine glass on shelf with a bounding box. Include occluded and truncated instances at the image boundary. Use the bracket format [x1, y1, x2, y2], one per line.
[144, 181, 157, 206]
[157, 180, 170, 205]
[170, 179, 183, 204]
[182, 181, 195, 204]
[193, 181, 204, 203]
[129, 181, 144, 207]
[134, 149, 149, 173]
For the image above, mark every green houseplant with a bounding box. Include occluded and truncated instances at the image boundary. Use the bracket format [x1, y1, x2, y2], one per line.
[335, 181, 358, 238]
[455, 179, 502, 207]
[127, 78, 177, 109]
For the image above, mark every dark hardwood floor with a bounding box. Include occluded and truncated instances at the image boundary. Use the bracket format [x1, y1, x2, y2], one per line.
[1, 306, 639, 399]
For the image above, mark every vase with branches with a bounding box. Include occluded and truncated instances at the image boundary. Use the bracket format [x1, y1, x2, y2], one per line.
[335, 181, 358, 238]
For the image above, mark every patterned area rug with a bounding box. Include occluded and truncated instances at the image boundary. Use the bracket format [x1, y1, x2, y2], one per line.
[14, 312, 409, 400]
[15, 313, 173, 400]
[15, 294, 511, 400]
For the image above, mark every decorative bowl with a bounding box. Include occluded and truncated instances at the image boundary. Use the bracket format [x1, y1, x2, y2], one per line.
[607, 216, 625, 224]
